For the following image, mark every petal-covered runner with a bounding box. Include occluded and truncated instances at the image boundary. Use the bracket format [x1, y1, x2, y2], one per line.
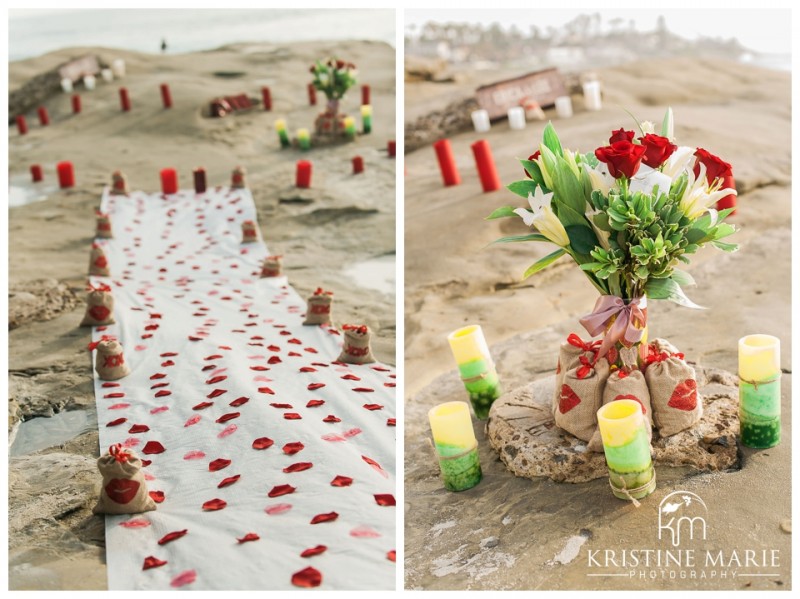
[91, 187, 396, 590]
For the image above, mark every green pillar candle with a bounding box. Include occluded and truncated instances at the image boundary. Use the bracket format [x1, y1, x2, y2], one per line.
[297, 128, 311, 151]
[739, 334, 781, 448]
[428, 401, 482, 492]
[597, 400, 656, 502]
[447, 325, 501, 420]
[274, 119, 290, 148]
[361, 104, 372, 134]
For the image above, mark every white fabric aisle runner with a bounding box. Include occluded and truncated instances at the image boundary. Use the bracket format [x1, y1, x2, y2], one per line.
[91, 187, 396, 590]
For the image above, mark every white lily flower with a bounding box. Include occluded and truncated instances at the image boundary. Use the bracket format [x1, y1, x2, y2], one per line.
[640, 120, 655, 135]
[585, 164, 615, 195]
[679, 162, 737, 219]
[513, 186, 570, 247]
[661, 145, 695, 179]
[534, 149, 554, 190]
[629, 164, 673, 197]
[563, 148, 581, 179]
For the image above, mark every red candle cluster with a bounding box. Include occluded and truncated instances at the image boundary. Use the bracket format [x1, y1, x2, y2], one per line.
[72, 94, 82, 114]
[160, 168, 178, 194]
[37, 106, 50, 126]
[31, 164, 43, 182]
[307, 83, 317, 106]
[387, 140, 396, 158]
[296, 160, 312, 188]
[119, 87, 131, 112]
[261, 87, 272, 111]
[57, 161, 75, 189]
[471, 139, 501, 193]
[16, 115, 28, 135]
[193, 167, 207, 193]
[160, 83, 172, 109]
[361, 85, 370, 106]
[352, 156, 364, 175]
[434, 139, 460, 187]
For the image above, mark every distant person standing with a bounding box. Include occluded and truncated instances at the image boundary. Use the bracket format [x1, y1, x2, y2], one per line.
[161, 38, 167, 53]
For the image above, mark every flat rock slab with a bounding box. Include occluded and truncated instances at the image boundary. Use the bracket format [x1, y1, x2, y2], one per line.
[487, 365, 740, 483]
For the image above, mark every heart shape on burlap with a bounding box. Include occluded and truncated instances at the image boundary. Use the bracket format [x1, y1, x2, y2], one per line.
[105, 478, 140, 504]
[668, 379, 698, 411]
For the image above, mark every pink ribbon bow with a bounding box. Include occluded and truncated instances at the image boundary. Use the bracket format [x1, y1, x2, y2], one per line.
[579, 296, 647, 360]
[86, 282, 112, 293]
[109, 443, 131, 463]
[88, 335, 117, 351]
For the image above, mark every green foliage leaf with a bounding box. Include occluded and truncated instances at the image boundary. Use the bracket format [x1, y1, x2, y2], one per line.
[520, 159, 545, 187]
[507, 179, 538, 199]
[671, 269, 696, 287]
[711, 240, 739, 252]
[645, 277, 705, 309]
[542, 122, 563, 157]
[492, 233, 550, 244]
[486, 206, 519, 220]
[565, 224, 599, 255]
[522, 248, 566, 279]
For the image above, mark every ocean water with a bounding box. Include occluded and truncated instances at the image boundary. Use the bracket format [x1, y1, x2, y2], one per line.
[8, 8, 396, 61]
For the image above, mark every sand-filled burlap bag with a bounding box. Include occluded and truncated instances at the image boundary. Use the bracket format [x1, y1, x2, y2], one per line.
[241, 220, 258, 243]
[96, 211, 113, 239]
[553, 334, 602, 414]
[80, 284, 116, 326]
[89, 244, 111, 277]
[92, 338, 131, 380]
[93, 444, 157, 515]
[645, 342, 702, 437]
[554, 356, 610, 442]
[110, 170, 129, 195]
[231, 166, 247, 189]
[260, 255, 283, 278]
[303, 289, 333, 325]
[337, 325, 376, 364]
[588, 369, 653, 452]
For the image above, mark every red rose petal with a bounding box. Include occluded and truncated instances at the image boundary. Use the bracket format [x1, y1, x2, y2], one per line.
[301, 545, 328, 558]
[306, 399, 325, 408]
[310, 511, 338, 524]
[291, 566, 322, 588]
[341, 374, 361, 381]
[184, 450, 205, 460]
[387, 418, 396, 426]
[352, 387, 375, 393]
[384, 382, 396, 388]
[343, 428, 362, 438]
[149, 490, 165, 503]
[160, 352, 177, 357]
[387, 550, 396, 562]
[207, 388, 227, 399]
[158, 529, 188, 545]
[108, 403, 130, 410]
[170, 569, 196, 588]
[250, 365, 269, 371]
[363, 404, 384, 411]
[331, 475, 353, 487]
[154, 390, 172, 398]
[193, 401, 214, 410]
[362, 455, 388, 478]
[284, 413, 302, 420]
[119, 518, 151, 528]
[229, 396, 249, 407]
[252, 437, 274, 450]
[268, 484, 296, 498]
[128, 424, 150, 433]
[299, 366, 317, 373]
[283, 462, 313, 473]
[268, 356, 282, 365]
[270, 403, 293, 409]
[374, 494, 396, 506]
[237, 533, 260, 544]
[218, 474, 241, 488]
[102, 382, 121, 388]
[282, 442, 305, 455]
[206, 375, 228, 385]
[322, 433, 346, 442]
[307, 383, 326, 391]
[104, 392, 125, 399]
[161, 360, 174, 367]
[202, 498, 227, 511]
[209, 458, 231, 471]
[142, 441, 166, 455]
[265, 503, 292, 515]
[258, 386, 275, 395]
[350, 525, 381, 538]
[185, 415, 201, 427]
[216, 412, 240, 423]
[106, 418, 127, 427]
[150, 373, 166, 380]
[323, 415, 341, 423]
[205, 354, 223, 360]
[142, 555, 167, 570]
[150, 382, 169, 389]
[218, 424, 238, 438]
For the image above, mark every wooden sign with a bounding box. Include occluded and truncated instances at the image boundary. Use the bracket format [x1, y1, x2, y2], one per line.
[476, 68, 567, 120]
[58, 55, 101, 82]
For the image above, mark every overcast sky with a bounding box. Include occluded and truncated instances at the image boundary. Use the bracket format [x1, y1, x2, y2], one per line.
[405, 9, 791, 55]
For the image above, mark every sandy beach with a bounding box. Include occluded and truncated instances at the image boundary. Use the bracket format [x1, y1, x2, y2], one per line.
[8, 40, 395, 590]
[404, 57, 791, 590]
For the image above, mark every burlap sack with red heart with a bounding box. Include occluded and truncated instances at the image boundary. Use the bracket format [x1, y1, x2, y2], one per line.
[96, 212, 113, 239]
[587, 369, 653, 452]
[80, 285, 115, 327]
[88, 244, 111, 277]
[337, 325, 376, 364]
[553, 356, 610, 442]
[110, 171, 128, 195]
[260, 255, 283, 278]
[231, 166, 247, 189]
[93, 444, 156, 515]
[303, 289, 333, 325]
[241, 220, 258, 243]
[94, 338, 131, 380]
[645, 349, 701, 437]
[553, 334, 601, 416]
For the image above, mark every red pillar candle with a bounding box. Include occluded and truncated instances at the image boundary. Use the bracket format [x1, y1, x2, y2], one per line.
[296, 160, 312, 188]
[56, 161, 75, 189]
[471, 139, 501, 193]
[160, 168, 178, 194]
[388, 140, 396, 158]
[433, 139, 461, 187]
[37, 106, 50, 126]
[361, 85, 370, 106]
[307, 83, 317, 106]
[193, 167, 207, 193]
[119, 87, 131, 112]
[15, 115, 28, 135]
[72, 94, 82, 114]
[352, 156, 364, 174]
[716, 173, 737, 215]
[31, 164, 43, 182]
[261, 86, 272, 111]
[160, 83, 172, 109]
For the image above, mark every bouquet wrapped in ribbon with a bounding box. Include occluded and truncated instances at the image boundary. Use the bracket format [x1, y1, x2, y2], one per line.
[309, 57, 357, 139]
[490, 109, 738, 367]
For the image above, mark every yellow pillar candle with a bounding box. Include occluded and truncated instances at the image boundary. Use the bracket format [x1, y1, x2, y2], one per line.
[428, 401, 482, 491]
[597, 400, 656, 502]
[739, 334, 781, 448]
[447, 325, 501, 419]
[343, 116, 356, 139]
[274, 119, 290, 148]
[361, 104, 372, 134]
[297, 128, 311, 151]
